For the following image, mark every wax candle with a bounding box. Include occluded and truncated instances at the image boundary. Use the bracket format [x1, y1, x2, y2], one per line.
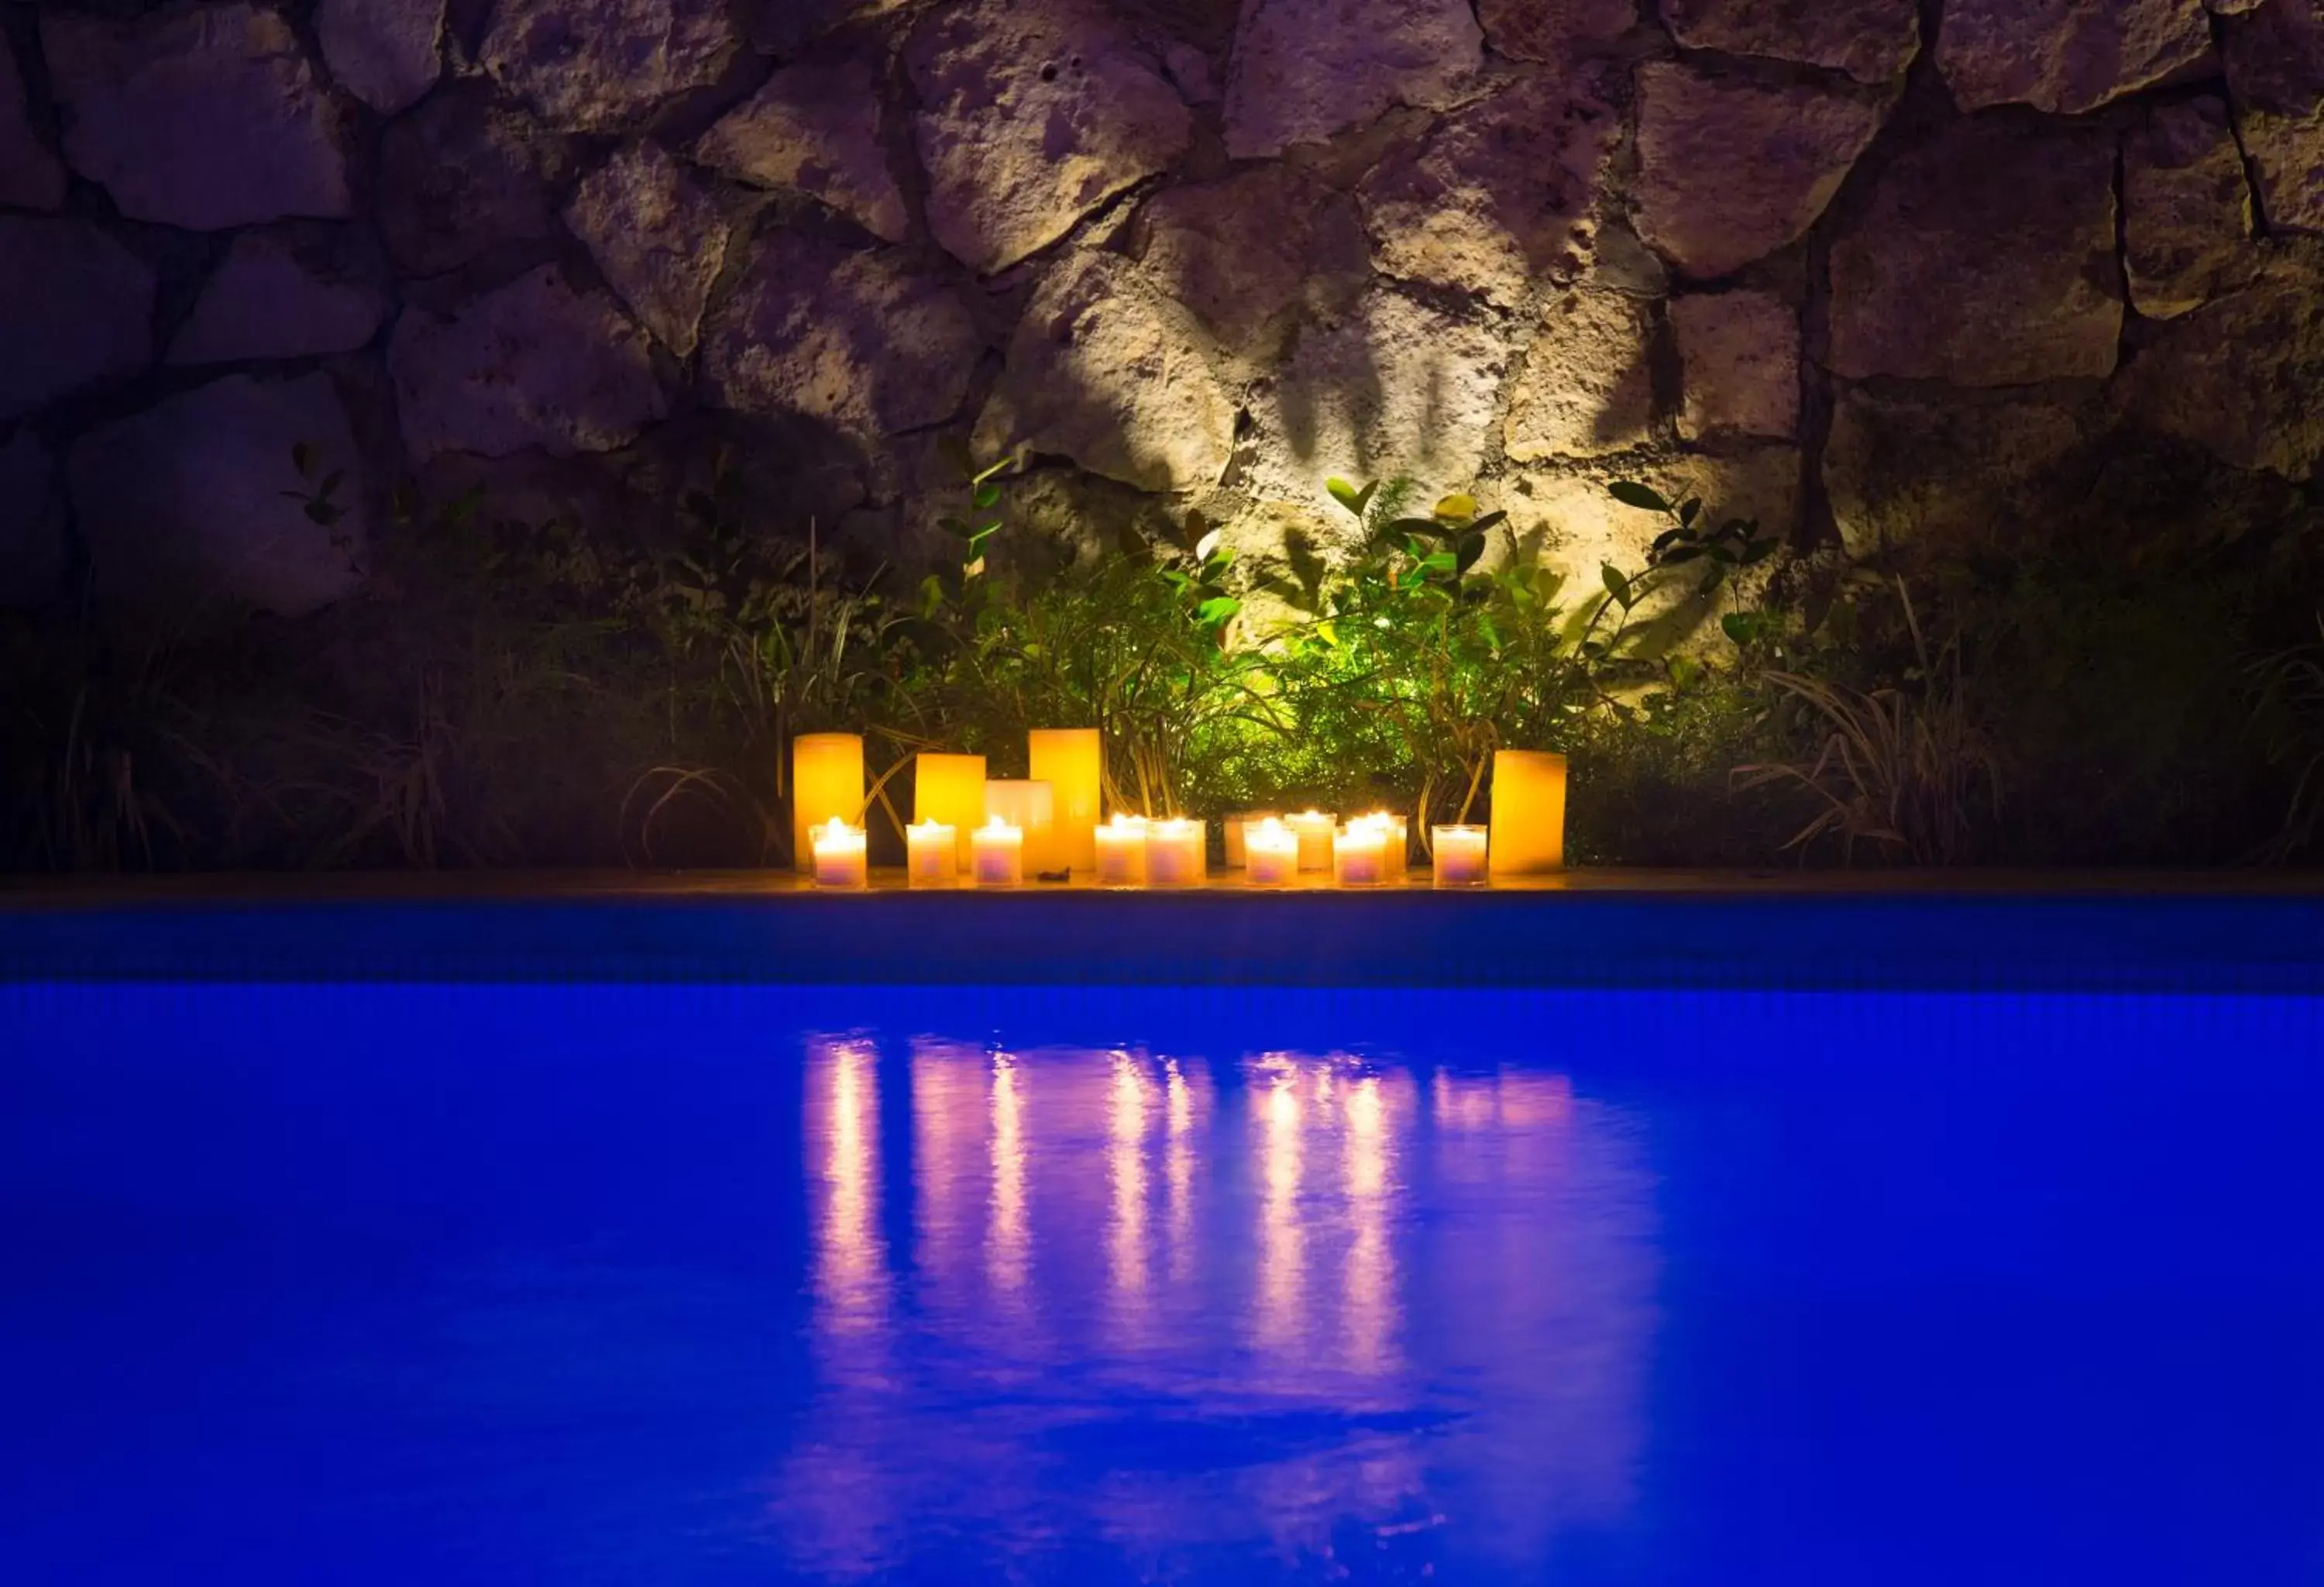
[810, 817, 868, 890]
[984, 779, 1056, 874]
[906, 820, 957, 887]
[1490, 750, 1568, 875]
[1223, 809, 1278, 868]
[971, 816, 1024, 887]
[1286, 809, 1336, 872]
[1145, 818, 1205, 887]
[1332, 821, 1387, 886]
[1354, 810, 1409, 877]
[1243, 817, 1298, 886]
[1433, 824, 1489, 887]
[1095, 814, 1149, 886]
[790, 732, 863, 874]
[913, 752, 985, 868]
[1028, 728, 1102, 874]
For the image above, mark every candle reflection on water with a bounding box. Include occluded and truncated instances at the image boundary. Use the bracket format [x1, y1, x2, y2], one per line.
[1108, 1052, 1152, 1339]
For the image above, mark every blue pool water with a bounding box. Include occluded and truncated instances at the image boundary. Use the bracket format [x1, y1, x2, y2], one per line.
[2, 982, 2320, 1585]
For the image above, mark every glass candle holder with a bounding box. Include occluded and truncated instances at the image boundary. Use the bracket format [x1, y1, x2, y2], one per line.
[1095, 814, 1149, 886]
[810, 818, 868, 890]
[1223, 809, 1278, 868]
[906, 820, 957, 887]
[1432, 824, 1489, 888]
[1352, 810, 1409, 877]
[1243, 818, 1298, 886]
[1145, 818, 1205, 888]
[971, 817, 1024, 888]
[1332, 821, 1387, 886]
[1286, 809, 1336, 872]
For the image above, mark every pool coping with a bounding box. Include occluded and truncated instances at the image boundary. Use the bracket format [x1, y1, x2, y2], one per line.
[5, 869, 2324, 992]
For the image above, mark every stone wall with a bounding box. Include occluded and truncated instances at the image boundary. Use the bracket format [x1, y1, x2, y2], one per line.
[3, 0, 2322, 623]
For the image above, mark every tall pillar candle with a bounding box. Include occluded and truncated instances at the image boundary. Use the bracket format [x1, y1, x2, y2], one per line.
[1489, 750, 1567, 875]
[913, 752, 986, 868]
[1027, 729, 1102, 874]
[984, 780, 1056, 874]
[791, 732, 864, 874]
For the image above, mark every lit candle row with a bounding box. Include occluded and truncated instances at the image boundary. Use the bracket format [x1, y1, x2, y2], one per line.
[1094, 814, 1207, 887]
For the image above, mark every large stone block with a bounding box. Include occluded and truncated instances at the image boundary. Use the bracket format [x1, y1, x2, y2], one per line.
[0, 430, 65, 609]
[1632, 63, 1887, 281]
[0, 33, 64, 211]
[315, 0, 444, 115]
[975, 250, 1236, 494]
[2119, 261, 2324, 480]
[909, 0, 1191, 274]
[1503, 287, 1656, 463]
[696, 45, 907, 243]
[1672, 290, 1799, 442]
[1662, 0, 1921, 84]
[167, 229, 387, 366]
[1224, 0, 1482, 158]
[1245, 290, 1514, 504]
[1937, 0, 2214, 115]
[563, 142, 731, 356]
[376, 83, 566, 278]
[0, 216, 154, 424]
[69, 373, 369, 620]
[390, 266, 669, 462]
[1824, 386, 2087, 555]
[481, 0, 738, 133]
[1359, 74, 1618, 309]
[42, 4, 352, 230]
[700, 233, 982, 439]
[1828, 119, 2121, 387]
[2123, 98, 2255, 320]
[1132, 164, 1371, 367]
[2221, 0, 2324, 234]
[1477, 0, 1636, 64]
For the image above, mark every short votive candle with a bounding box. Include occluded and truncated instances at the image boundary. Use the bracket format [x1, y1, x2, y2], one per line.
[1332, 821, 1388, 887]
[1354, 810, 1409, 876]
[1145, 818, 1206, 887]
[971, 817, 1024, 888]
[906, 819, 957, 887]
[1095, 814, 1149, 886]
[1433, 824, 1489, 887]
[1223, 809, 1278, 868]
[810, 817, 868, 890]
[1286, 809, 1336, 871]
[1243, 818, 1298, 886]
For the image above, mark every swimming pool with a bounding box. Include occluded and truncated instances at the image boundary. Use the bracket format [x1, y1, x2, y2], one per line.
[3, 962, 2319, 1584]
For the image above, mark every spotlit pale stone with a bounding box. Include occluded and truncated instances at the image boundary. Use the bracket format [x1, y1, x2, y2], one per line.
[2123, 98, 2255, 319]
[1672, 291, 1799, 442]
[696, 46, 908, 243]
[1662, 0, 1921, 84]
[976, 251, 1235, 494]
[1133, 164, 1370, 367]
[1225, 0, 1483, 158]
[482, 0, 737, 133]
[1503, 287, 1655, 463]
[563, 142, 731, 356]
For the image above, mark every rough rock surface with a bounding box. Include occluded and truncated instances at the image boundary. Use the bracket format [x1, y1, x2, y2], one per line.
[390, 266, 668, 462]
[1477, 0, 1636, 64]
[0, 217, 154, 424]
[167, 229, 387, 365]
[315, 0, 445, 115]
[1672, 290, 1799, 442]
[1662, 0, 1921, 84]
[69, 373, 369, 619]
[2123, 98, 2254, 319]
[700, 234, 982, 438]
[909, 0, 1191, 274]
[1246, 291, 1514, 502]
[1, 33, 65, 211]
[696, 47, 907, 242]
[1937, 0, 2213, 115]
[1828, 119, 2121, 386]
[41, 4, 352, 230]
[376, 84, 566, 278]
[1359, 75, 1618, 308]
[975, 250, 1236, 493]
[1824, 386, 2087, 554]
[1632, 63, 1887, 281]
[1225, 0, 1482, 158]
[1503, 287, 1656, 463]
[2119, 263, 2324, 479]
[755, 0, 916, 54]
[563, 143, 730, 356]
[482, 0, 738, 132]
[1132, 164, 1371, 366]
[0, 429, 65, 608]
[2220, 0, 2324, 233]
